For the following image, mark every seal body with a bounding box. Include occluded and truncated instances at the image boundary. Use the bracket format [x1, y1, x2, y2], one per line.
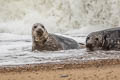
[86, 27, 120, 51]
[32, 23, 80, 51]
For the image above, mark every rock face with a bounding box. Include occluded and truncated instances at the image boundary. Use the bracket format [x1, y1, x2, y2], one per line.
[32, 23, 80, 51]
[86, 27, 120, 51]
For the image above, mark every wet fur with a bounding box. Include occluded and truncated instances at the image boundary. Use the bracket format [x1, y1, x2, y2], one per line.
[86, 27, 120, 50]
[32, 23, 80, 51]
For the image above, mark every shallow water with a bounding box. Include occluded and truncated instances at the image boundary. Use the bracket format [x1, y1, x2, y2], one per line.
[0, 33, 120, 66]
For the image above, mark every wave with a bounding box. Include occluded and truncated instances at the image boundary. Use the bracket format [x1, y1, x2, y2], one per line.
[0, 0, 120, 35]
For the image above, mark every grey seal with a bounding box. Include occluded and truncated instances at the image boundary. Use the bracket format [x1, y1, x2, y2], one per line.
[86, 27, 120, 51]
[32, 23, 81, 51]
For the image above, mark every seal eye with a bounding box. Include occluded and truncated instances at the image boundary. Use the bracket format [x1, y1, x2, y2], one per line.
[34, 26, 37, 28]
[95, 38, 99, 41]
[87, 37, 90, 40]
[41, 25, 44, 29]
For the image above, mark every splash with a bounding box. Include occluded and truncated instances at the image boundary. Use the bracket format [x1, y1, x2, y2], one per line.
[0, 0, 120, 35]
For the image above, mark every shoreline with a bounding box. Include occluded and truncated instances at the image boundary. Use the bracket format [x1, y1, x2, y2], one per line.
[1, 59, 120, 80]
[0, 59, 120, 73]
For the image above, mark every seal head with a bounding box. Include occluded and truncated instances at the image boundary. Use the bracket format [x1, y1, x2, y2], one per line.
[32, 23, 50, 51]
[86, 27, 120, 51]
[32, 23, 48, 44]
[86, 32, 104, 51]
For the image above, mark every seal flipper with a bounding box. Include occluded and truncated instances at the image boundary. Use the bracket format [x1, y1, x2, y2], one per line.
[79, 43, 85, 49]
[79, 43, 84, 45]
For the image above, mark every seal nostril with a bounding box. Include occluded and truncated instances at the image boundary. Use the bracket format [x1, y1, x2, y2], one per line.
[86, 43, 93, 48]
[37, 29, 43, 36]
[86, 43, 94, 51]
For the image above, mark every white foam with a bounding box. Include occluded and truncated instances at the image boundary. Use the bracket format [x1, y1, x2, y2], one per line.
[0, 0, 120, 35]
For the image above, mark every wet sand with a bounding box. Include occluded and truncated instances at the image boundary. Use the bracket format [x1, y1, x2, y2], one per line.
[0, 59, 120, 80]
